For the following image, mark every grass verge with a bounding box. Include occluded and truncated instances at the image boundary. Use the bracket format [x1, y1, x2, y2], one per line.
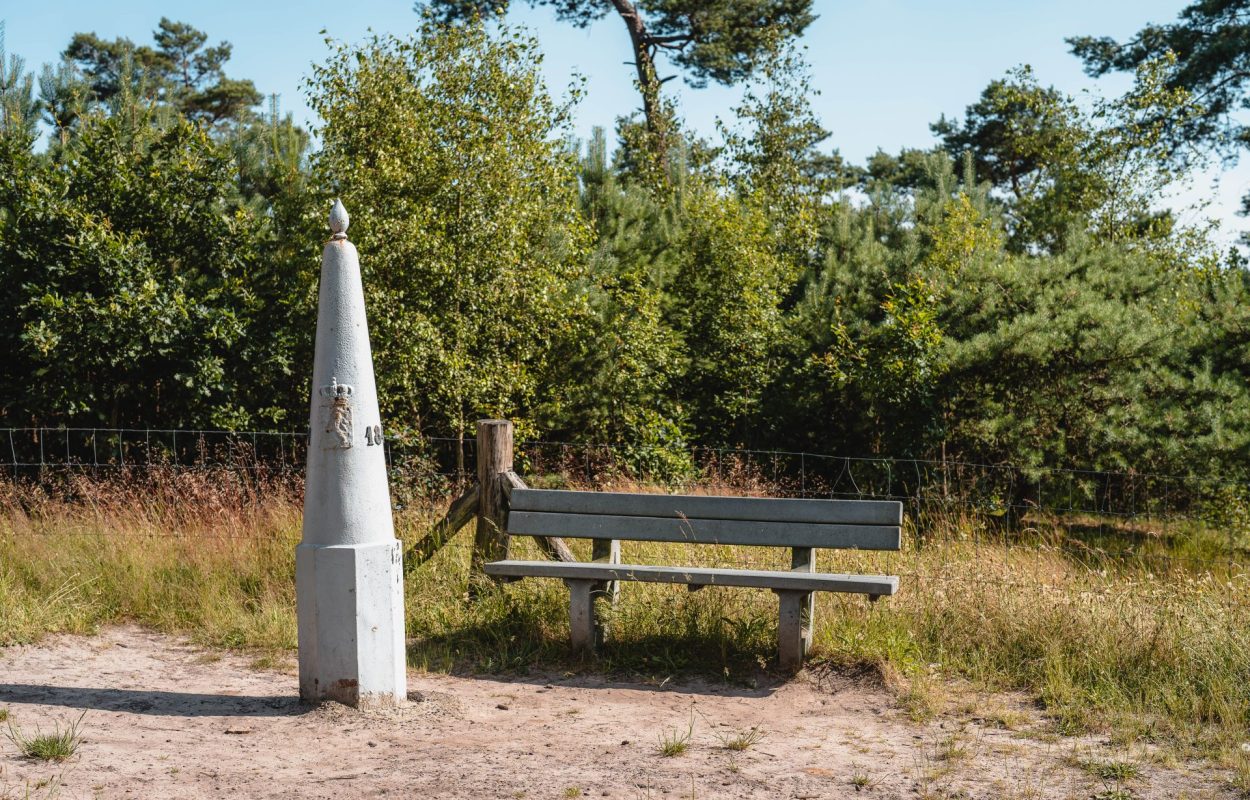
[1, 470, 1247, 772]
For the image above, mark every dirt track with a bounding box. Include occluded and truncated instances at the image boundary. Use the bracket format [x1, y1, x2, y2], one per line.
[0, 626, 1235, 799]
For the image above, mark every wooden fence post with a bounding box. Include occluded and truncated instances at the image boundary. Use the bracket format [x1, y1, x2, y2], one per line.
[471, 419, 513, 581]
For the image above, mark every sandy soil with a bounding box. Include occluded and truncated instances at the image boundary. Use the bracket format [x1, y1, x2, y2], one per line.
[0, 626, 1236, 799]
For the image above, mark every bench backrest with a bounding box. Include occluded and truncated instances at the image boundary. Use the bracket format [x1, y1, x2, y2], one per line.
[507, 489, 902, 551]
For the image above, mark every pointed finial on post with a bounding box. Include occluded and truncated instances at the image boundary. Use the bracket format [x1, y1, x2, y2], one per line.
[329, 198, 350, 240]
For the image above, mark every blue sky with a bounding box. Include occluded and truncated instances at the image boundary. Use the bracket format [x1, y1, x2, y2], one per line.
[7, 0, 1248, 238]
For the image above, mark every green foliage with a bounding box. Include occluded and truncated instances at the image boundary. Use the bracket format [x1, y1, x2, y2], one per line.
[0, 81, 302, 428]
[38, 58, 93, 150]
[543, 128, 692, 475]
[5, 711, 86, 761]
[668, 187, 789, 444]
[308, 21, 592, 437]
[777, 140, 1250, 481]
[643, 0, 815, 88]
[656, 709, 694, 756]
[719, 42, 840, 263]
[0, 17, 1247, 490]
[0, 44, 38, 142]
[423, 0, 814, 177]
[423, 0, 813, 88]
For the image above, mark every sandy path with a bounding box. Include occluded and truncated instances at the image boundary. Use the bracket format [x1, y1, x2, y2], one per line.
[0, 626, 1234, 799]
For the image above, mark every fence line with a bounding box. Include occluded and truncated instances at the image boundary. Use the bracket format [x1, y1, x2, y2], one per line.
[4, 425, 1247, 493]
[1, 425, 1246, 578]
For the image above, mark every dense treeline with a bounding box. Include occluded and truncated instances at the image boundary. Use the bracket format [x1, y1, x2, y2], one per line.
[2, 13, 1250, 483]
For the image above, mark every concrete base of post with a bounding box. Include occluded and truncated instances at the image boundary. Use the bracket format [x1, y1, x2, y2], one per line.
[296, 540, 407, 708]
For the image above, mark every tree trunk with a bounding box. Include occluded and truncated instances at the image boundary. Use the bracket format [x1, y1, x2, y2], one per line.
[609, 0, 670, 172]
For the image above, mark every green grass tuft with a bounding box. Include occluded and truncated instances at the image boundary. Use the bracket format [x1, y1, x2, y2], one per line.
[717, 725, 766, 752]
[6, 711, 86, 762]
[1081, 759, 1141, 781]
[656, 711, 695, 757]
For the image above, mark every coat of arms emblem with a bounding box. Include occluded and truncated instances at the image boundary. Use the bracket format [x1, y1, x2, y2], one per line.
[319, 378, 355, 449]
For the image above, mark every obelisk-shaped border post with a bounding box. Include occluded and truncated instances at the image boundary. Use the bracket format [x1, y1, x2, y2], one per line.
[296, 199, 406, 708]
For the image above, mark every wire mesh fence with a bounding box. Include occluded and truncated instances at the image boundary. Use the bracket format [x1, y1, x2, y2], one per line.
[1, 425, 1247, 580]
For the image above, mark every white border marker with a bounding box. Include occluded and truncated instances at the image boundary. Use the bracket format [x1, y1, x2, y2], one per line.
[296, 199, 407, 708]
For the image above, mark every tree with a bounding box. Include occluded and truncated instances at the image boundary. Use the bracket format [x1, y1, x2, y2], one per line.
[308, 21, 592, 439]
[776, 144, 1250, 481]
[64, 18, 261, 126]
[935, 62, 1203, 253]
[421, 0, 814, 173]
[934, 238, 1249, 478]
[543, 127, 691, 473]
[779, 152, 973, 457]
[1069, 1, 1250, 241]
[667, 186, 791, 445]
[0, 35, 38, 142]
[38, 59, 94, 149]
[933, 69, 1099, 252]
[719, 43, 845, 267]
[933, 76, 1080, 200]
[1068, 0, 1250, 163]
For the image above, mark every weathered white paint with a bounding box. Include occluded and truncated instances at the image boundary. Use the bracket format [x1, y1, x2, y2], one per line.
[296, 199, 406, 709]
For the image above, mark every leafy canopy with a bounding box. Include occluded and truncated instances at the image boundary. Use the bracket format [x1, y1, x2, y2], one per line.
[421, 0, 813, 181]
[423, 0, 814, 87]
[935, 60, 1206, 253]
[64, 18, 261, 125]
[1068, 0, 1250, 160]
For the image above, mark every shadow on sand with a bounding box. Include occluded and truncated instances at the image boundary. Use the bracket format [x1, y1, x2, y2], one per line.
[0, 684, 311, 718]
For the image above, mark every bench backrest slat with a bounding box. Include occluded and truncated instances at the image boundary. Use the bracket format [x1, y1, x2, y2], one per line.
[510, 489, 901, 526]
[508, 510, 899, 549]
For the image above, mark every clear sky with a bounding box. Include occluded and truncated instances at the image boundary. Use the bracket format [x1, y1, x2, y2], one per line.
[7, 0, 1248, 239]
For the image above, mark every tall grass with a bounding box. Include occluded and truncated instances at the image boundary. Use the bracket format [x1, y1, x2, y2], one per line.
[0, 469, 299, 650]
[1, 468, 1247, 766]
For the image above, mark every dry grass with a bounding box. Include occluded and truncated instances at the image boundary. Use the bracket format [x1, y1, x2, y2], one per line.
[0, 468, 300, 652]
[2, 468, 1248, 773]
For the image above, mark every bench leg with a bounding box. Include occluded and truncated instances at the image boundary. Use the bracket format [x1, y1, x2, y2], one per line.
[590, 538, 620, 646]
[788, 546, 815, 665]
[565, 579, 597, 654]
[776, 590, 809, 671]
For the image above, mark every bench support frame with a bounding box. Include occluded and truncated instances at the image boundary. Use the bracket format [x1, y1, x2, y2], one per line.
[790, 545, 815, 667]
[565, 577, 814, 668]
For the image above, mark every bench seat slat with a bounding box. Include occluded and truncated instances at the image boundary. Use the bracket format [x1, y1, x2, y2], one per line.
[484, 560, 899, 596]
[510, 489, 902, 526]
[507, 510, 901, 550]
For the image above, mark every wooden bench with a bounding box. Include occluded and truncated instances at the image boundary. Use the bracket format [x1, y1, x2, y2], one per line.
[484, 488, 903, 670]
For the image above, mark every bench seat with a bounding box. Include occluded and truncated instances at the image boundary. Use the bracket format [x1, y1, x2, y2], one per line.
[485, 560, 899, 596]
